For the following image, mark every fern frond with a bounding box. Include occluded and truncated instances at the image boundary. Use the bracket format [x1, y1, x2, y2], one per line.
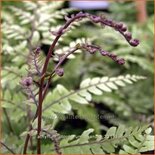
[2, 65, 38, 108]
[2, 65, 28, 89]
[48, 126, 154, 154]
[119, 127, 154, 154]
[2, 41, 28, 57]
[9, 6, 34, 25]
[2, 23, 29, 41]
[36, 1, 64, 13]
[38, 8, 75, 27]
[2, 88, 27, 123]
[123, 55, 154, 73]
[54, 38, 93, 60]
[2, 43, 14, 55]
[28, 48, 44, 77]
[22, 1, 37, 11]
[2, 90, 25, 111]
[43, 75, 146, 115]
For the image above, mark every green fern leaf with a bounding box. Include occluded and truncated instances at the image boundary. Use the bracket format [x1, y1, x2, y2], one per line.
[43, 75, 146, 117]
[48, 126, 154, 154]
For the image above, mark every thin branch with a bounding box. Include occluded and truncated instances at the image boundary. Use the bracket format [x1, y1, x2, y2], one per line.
[0, 141, 15, 154]
[23, 109, 38, 154]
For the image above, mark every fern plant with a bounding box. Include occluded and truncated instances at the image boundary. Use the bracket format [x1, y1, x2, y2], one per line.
[1, 1, 154, 155]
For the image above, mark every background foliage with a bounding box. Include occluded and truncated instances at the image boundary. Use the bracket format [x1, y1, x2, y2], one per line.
[1, 1, 154, 154]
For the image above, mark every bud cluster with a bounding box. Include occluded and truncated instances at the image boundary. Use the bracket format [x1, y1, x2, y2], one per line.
[82, 44, 125, 65]
[62, 12, 140, 47]
[89, 15, 139, 47]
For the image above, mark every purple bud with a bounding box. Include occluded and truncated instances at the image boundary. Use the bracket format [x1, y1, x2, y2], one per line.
[100, 50, 108, 56]
[21, 77, 33, 87]
[106, 19, 113, 25]
[117, 22, 123, 29]
[117, 58, 125, 65]
[55, 68, 64, 77]
[93, 17, 101, 23]
[109, 53, 117, 60]
[121, 25, 127, 32]
[125, 32, 132, 41]
[130, 39, 140, 47]
[89, 48, 96, 54]
[35, 47, 41, 54]
[90, 15, 99, 23]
